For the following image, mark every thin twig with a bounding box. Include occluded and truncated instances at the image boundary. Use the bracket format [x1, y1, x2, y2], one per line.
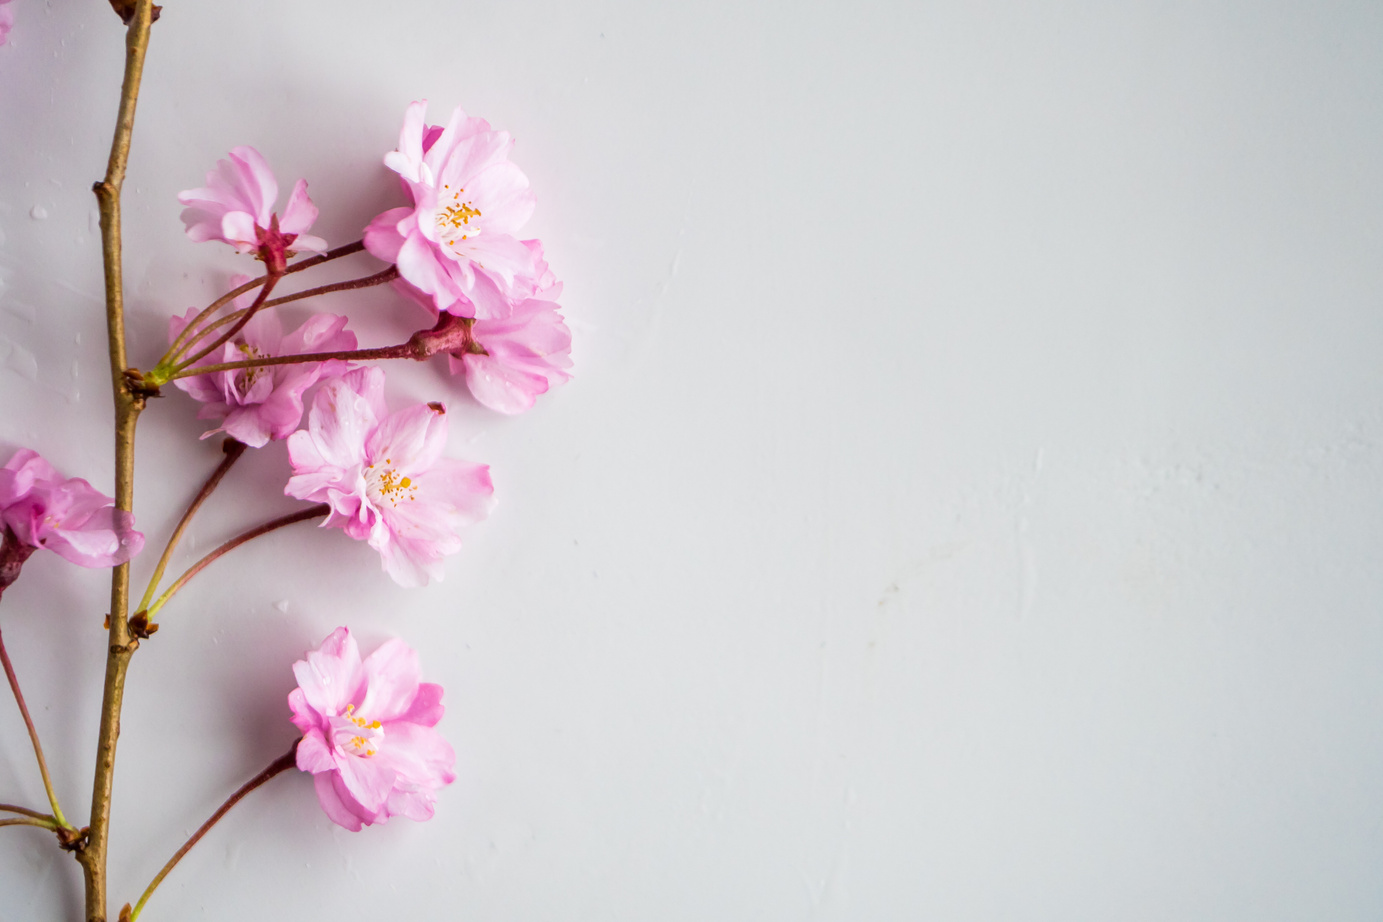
[143, 505, 329, 619]
[134, 439, 247, 615]
[127, 745, 298, 921]
[83, 2, 157, 919]
[0, 628, 71, 828]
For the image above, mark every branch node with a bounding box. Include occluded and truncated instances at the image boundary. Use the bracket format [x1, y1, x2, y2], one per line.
[57, 825, 89, 852]
[128, 612, 159, 640]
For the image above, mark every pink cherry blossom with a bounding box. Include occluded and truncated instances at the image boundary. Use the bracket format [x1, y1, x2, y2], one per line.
[0, 449, 144, 568]
[289, 626, 455, 831]
[364, 100, 544, 319]
[169, 276, 357, 448]
[284, 366, 495, 587]
[400, 270, 572, 415]
[178, 146, 327, 272]
[0, 0, 13, 47]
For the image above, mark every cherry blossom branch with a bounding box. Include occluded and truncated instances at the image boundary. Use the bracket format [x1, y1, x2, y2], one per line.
[124, 744, 298, 922]
[159, 241, 367, 367]
[134, 438, 247, 616]
[0, 628, 72, 829]
[82, 2, 157, 918]
[141, 504, 330, 620]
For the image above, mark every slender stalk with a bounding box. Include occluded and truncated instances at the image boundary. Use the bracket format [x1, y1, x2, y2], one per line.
[0, 802, 56, 820]
[127, 745, 298, 922]
[167, 344, 420, 381]
[259, 265, 398, 309]
[0, 628, 72, 828]
[160, 275, 266, 365]
[159, 241, 366, 368]
[1, 816, 60, 831]
[143, 505, 329, 619]
[82, 2, 156, 919]
[173, 273, 281, 370]
[134, 439, 247, 615]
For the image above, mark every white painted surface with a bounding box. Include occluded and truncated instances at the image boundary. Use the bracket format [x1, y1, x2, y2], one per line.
[2, 2, 1383, 919]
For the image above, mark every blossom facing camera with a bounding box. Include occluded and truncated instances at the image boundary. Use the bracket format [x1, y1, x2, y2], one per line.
[284, 366, 495, 587]
[290, 627, 455, 831]
[170, 275, 357, 447]
[178, 146, 327, 271]
[0, 449, 144, 567]
[364, 99, 546, 319]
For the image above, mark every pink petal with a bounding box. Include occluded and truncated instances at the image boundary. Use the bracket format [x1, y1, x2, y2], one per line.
[279, 179, 320, 237]
[314, 771, 366, 831]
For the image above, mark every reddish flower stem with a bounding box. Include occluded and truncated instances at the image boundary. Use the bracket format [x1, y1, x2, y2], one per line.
[0, 627, 73, 830]
[174, 272, 282, 370]
[134, 438, 247, 616]
[161, 240, 367, 365]
[126, 744, 299, 922]
[0, 802, 56, 820]
[0, 816, 60, 831]
[165, 344, 422, 381]
[142, 505, 329, 619]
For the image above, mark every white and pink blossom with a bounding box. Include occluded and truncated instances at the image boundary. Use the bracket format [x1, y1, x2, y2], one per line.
[170, 276, 357, 448]
[364, 100, 544, 319]
[0, 449, 143, 568]
[284, 367, 494, 587]
[178, 146, 327, 270]
[289, 627, 455, 831]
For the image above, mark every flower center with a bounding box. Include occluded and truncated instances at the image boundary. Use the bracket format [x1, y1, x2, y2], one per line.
[233, 341, 267, 391]
[330, 704, 385, 758]
[365, 458, 418, 509]
[436, 185, 482, 247]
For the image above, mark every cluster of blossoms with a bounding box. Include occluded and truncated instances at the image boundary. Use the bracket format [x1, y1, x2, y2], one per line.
[1, 101, 568, 835]
[161, 100, 570, 825]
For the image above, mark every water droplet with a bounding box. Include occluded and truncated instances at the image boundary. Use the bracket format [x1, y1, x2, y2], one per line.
[274, 600, 289, 613]
[29, 206, 48, 221]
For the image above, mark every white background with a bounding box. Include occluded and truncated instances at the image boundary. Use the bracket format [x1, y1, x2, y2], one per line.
[2, 1, 1383, 919]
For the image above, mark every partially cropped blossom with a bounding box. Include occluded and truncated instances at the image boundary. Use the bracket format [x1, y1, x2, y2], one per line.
[400, 269, 572, 415]
[365, 100, 545, 319]
[0, 0, 13, 47]
[285, 367, 494, 587]
[178, 146, 326, 272]
[169, 276, 357, 448]
[0, 449, 143, 567]
[290, 627, 455, 831]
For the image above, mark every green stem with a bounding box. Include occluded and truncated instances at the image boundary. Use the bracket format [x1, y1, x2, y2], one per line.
[127, 745, 298, 922]
[0, 628, 72, 828]
[134, 439, 247, 615]
[142, 505, 329, 620]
